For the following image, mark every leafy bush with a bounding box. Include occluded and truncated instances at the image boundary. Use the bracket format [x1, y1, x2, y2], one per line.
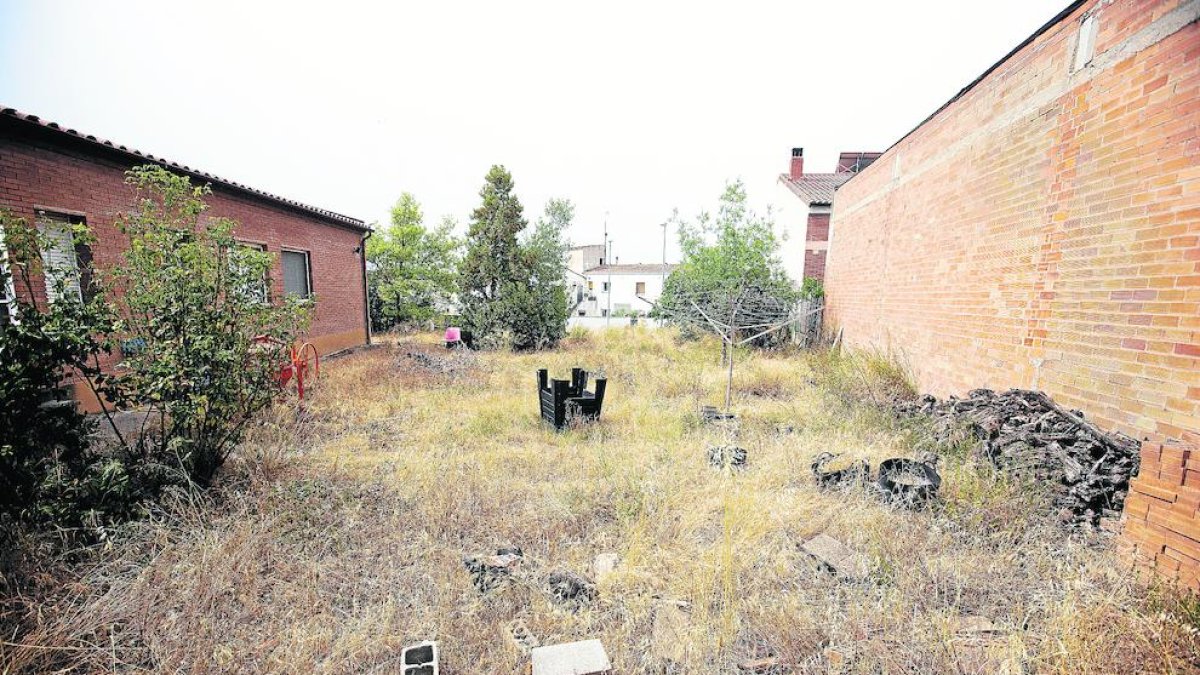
[0, 212, 119, 527]
[0, 166, 309, 533]
[100, 166, 309, 485]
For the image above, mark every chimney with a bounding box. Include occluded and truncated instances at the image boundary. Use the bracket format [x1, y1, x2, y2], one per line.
[789, 147, 804, 179]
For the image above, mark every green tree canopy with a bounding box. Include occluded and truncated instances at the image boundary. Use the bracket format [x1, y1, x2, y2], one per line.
[657, 180, 798, 338]
[459, 166, 570, 349]
[367, 192, 460, 330]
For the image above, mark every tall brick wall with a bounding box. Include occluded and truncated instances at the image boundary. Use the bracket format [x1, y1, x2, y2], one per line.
[0, 131, 370, 402]
[824, 0, 1199, 589]
[826, 0, 1199, 441]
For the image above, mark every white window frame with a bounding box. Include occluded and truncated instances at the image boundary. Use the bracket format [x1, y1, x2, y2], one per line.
[36, 210, 83, 304]
[281, 248, 313, 299]
[233, 240, 270, 304]
[0, 221, 16, 324]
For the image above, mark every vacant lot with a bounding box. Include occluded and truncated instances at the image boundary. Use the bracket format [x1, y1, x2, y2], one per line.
[4, 330, 1197, 673]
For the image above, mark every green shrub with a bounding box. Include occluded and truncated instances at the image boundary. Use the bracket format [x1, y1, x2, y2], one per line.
[0, 166, 309, 534]
[0, 211, 119, 527]
[100, 166, 310, 485]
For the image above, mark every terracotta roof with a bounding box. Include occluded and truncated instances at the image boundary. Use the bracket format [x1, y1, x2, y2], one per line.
[587, 263, 677, 275]
[777, 172, 854, 206]
[0, 106, 368, 231]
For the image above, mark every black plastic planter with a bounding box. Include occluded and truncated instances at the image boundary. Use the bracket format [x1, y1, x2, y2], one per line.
[537, 368, 607, 431]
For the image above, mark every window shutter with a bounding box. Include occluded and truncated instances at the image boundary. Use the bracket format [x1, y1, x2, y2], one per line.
[37, 214, 82, 303]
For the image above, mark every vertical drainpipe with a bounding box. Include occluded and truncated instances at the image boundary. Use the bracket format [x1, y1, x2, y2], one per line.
[361, 228, 372, 345]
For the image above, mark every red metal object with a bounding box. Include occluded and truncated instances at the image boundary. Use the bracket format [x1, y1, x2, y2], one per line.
[253, 335, 320, 399]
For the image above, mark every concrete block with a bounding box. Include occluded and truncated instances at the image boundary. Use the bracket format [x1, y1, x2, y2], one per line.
[401, 640, 438, 675]
[531, 639, 612, 675]
[800, 533, 870, 581]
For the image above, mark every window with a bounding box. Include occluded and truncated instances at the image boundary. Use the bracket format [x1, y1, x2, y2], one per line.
[36, 211, 84, 303]
[602, 281, 610, 292]
[281, 249, 312, 299]
[0, 221, 15, 323]
[1073, 14, 1099, 72]
[587, 280, 594, 290]
[636, 281, 646, 295]
[233, 242, 269, 303]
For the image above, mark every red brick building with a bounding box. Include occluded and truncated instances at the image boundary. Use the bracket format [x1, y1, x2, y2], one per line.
[777, 148, 880, 282]
[0, 106, 371, 407]
[822, 0, 1199, 587]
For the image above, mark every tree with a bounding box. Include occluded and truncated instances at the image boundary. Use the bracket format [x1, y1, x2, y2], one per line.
[367, 193, 460, 330]
[501, 198, 572, 350]
[459, 166, 570, 349]
[459, 166, 527, 338]
[657, 180, 798, 344]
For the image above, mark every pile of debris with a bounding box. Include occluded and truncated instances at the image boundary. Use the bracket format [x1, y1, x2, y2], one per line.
[897, 388, 1140, 524]
[402, 349, 476, 377]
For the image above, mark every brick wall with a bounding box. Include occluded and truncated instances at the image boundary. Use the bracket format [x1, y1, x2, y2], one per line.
[1122, 433, 1200, 591]
[826, 0, 1199, 441]
[1, 130, 369, 404]
[824, 0, 1199, 588]
[804, 212, 830, 280]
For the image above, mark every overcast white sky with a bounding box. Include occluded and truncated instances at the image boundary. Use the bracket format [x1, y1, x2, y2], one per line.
[1, 1, 1060, 264]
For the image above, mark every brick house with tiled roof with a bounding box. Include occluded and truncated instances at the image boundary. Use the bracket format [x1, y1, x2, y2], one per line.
[0, 106, 372, 409]
[775, 148, 880, 284]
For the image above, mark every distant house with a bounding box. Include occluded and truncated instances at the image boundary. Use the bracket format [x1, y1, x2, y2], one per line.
[565, 244, 674, 318]
[0, 106, 371, 410]
[775, 148, 880, 283]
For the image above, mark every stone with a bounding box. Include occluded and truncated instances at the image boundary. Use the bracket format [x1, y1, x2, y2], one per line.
[800, 533, 870, 581]
[503, 618, 540, 656]
[531, 639, 612, 675]
[593, 553, 620, 581]
[547, 569, 596, 606]
[824, 646, 855, 674]
[708, 445, 748, 469]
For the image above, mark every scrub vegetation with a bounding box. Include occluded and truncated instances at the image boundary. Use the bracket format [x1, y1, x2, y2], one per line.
[3, 330, 1197, 673]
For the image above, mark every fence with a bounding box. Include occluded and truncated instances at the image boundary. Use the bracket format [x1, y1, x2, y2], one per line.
[789, 297, 824, 347]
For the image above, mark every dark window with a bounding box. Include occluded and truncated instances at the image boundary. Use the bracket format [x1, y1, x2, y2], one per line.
[282, 249, 312, 299]
[602, 282, 610, 292]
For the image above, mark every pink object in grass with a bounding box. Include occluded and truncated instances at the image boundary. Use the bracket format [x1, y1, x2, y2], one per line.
[444, 327, 461, 343]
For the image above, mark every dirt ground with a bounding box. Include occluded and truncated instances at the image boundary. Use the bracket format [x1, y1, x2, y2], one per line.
[3, 329, 1197, 673]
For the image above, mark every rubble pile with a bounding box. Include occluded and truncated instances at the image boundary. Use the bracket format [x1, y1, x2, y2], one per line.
[898, 388, 1140, 524]
[403, 349, 478, 376]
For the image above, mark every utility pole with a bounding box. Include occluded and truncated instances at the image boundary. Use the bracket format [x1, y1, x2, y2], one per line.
[604, 211, 612, 326]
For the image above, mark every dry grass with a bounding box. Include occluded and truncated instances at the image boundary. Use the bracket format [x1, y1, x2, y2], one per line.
[3, 329, 1198, 673]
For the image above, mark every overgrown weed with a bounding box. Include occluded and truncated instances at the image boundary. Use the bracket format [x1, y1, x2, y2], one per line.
[2, 329, 1196, 673]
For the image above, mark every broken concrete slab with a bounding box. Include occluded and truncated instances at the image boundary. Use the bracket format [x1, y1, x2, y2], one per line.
[651, 599, 691, 665]
[800, 533, 870, 581]
[592, 553, 619, 581]
[531, 639, 612, 675]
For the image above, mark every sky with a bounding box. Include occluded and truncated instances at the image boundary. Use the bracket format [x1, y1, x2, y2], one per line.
[1, 1, 1062, 265]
